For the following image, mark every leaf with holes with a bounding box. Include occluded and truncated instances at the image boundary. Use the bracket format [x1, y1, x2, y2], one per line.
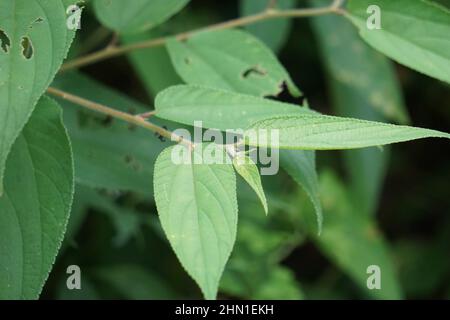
[346, 0, 450, 84]
[0, 0, 77, 194]
[153, 144, 238, 299]
[166, 30, 301, 97]
[93, 0, 190, 34]
[0, 96, 74, 299]
[245, 115, 450, 150]
[232, 154, 268, 215]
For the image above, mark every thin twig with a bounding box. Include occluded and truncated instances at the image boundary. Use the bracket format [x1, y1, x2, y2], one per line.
[46, 87, 194, 148]
[332, 0, 346, 9]
[106, 32, 119, 48]
[60, 4, 343, 72]
[331, 0, 346, 14]
[137, 111, 157, 119]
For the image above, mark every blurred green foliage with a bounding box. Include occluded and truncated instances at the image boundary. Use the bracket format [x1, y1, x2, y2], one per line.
[43, 0, 450, 300]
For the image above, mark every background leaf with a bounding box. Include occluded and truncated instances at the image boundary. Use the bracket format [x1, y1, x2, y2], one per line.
[93, 0, 190, 34]
[121, 9, 213, 97]
[346, 0, 450, 84]
[122, 31, 182, 97]
[299, 170, 403, 299]
[52, 72, 170, 195]
[154, 144, 238, 299]
[240, 0, 296, 53]
[166, 29, 301, 97]
[0, 0, 76, 193]
[310, 0, 408, 216]
[0, 97, 74, 299]
[280, 150, 322, 233]
[311, 0, 409, 124]
[221, 180, 305, 299]
[89, 264, 178, 299]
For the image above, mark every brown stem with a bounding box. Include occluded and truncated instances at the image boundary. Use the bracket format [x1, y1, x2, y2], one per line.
[60, 4, 343, 72]
[46, 87, 194, 148]
[137, 111, 157, 119]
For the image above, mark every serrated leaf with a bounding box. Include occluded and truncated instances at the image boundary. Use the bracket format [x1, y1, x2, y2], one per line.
[93, 0, 190, 34]
[0, 0, 77, 194]
[166, 29, 301, 97]
[156, 85, 322, 234]
[346, 0, 450, 84]
[240, 0, 296, 53]
[280, 150, 322, 233]
[52, 71, 169, 195]
[61, 185, 91, 251]
[153, 144, 238, 300]
[246, 114, 450, 150]
[0, 97, 74, 299]
[156, 85, 312, 130]
[232, 154, 268, 214]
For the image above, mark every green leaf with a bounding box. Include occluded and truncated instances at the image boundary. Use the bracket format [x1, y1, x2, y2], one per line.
[0, 0, 77, 194]
[93, 0, 190, 34]
[302, 171, 403, 299]
[52, 72, 169, 195]
[246, 114, 450, 150]
[310, 0, 402, 216]
[252, 267, 303, 300]
[0, 96, 74, 299]
[122, 31, 182, 97]
[240, 0, 296, 53]
[61, 185, 91, 251]
[166, 29, 301, 97]
[67, 186, 144, 247]
[395, 239, 450, 298]
[57, 277, 100, 300]
[155, 86, 322, 227]
[221, 190, 304, 300]
[311, 0, 409, 124]
[346, 0, 450, 84]
[121, 9, 213, 97]
[280, 150, 322, 233]
[153, 144, 238, 299]
[91, 264, 178, 299]
[232, 154, 268, 214]
[156, 85, 312, 130]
